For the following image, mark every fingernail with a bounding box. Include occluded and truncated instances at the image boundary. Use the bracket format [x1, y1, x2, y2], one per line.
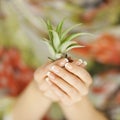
[45, 77, 52, 85]
[76, 59, 83, 65]
[60, 58, 69, 67]
[83, 61, 87, 66]
[47, 72, 55, 79]
[50, 65, 59, 73]
[65, 63, 72, 69]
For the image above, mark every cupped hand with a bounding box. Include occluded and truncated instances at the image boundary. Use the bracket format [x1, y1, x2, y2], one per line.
[34, 58, 92, 106]
[34, 58, 69, 101]
[44, 59, 92, 105]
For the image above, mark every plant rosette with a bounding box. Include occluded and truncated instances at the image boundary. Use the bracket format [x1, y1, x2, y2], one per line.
[42, 19, 92, 61]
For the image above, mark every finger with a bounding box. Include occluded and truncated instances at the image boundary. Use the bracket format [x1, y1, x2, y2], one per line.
[45, 78, 70, 102]
[34, 58, 68, 84]
[34, 65, 46, 84]
[46, 74, 82, 105]
[74, 59, 87, 67]
[47, 72, 80, 100]
[49, 65, 88, 95]
[65, 62, 92, 86]
[41, 78, 59, 101]
[47, 58, 68, 69]
[37, 58, 68, 90]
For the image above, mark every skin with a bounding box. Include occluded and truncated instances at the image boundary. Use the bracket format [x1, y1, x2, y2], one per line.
[13, 58, 68, 120]
[13, 58, 108, 120]
[39, 59, 92, 105]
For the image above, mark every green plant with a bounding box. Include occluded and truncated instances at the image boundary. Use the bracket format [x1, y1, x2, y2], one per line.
[43, 19, 91, 61]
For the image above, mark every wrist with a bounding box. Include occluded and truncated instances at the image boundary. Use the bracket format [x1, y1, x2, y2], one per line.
[12, 80, 52, 120]
[60, 96, 107, 120]
[29, 80, 52, 103]
[60, 96, 96, 113]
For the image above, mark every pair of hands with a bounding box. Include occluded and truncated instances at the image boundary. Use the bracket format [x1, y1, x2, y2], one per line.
[34, 58, 92, 106]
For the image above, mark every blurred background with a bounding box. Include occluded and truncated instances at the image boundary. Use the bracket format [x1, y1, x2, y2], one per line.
[0, 0, 120, 120]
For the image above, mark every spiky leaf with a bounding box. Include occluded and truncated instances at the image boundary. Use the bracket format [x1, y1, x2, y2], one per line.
[62, 33, 93, 43]
[46, 20, 53, 41]
[61, 23, 82, 40]
[42, 19, 93, 60]
[59, 41, 77, 53]
[66, 44, 84, 52]
[56, 19, 65, 37]
[50, 30, 61, 52]
[55, 53, 62, 59]
[43, 40, 56, 58]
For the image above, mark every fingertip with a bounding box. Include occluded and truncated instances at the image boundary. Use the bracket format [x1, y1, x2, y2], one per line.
[45, 77, 52, 86]
[59, 58, 69, 67]
[49, 58, 69, 68]
[76, 59, 87, 67]
[65, 62, 72, 70]
[83, 61, 87, 66]
[75, 59, 83, 66]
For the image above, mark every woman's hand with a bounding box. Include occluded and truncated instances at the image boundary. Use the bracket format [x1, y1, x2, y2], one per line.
[13, 59, 68, 120]
[34, 58, 69, 101]
[35, 58, 92, 105]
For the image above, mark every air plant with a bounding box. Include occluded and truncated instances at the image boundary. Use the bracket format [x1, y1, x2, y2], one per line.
[43, 19, 92, 61]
